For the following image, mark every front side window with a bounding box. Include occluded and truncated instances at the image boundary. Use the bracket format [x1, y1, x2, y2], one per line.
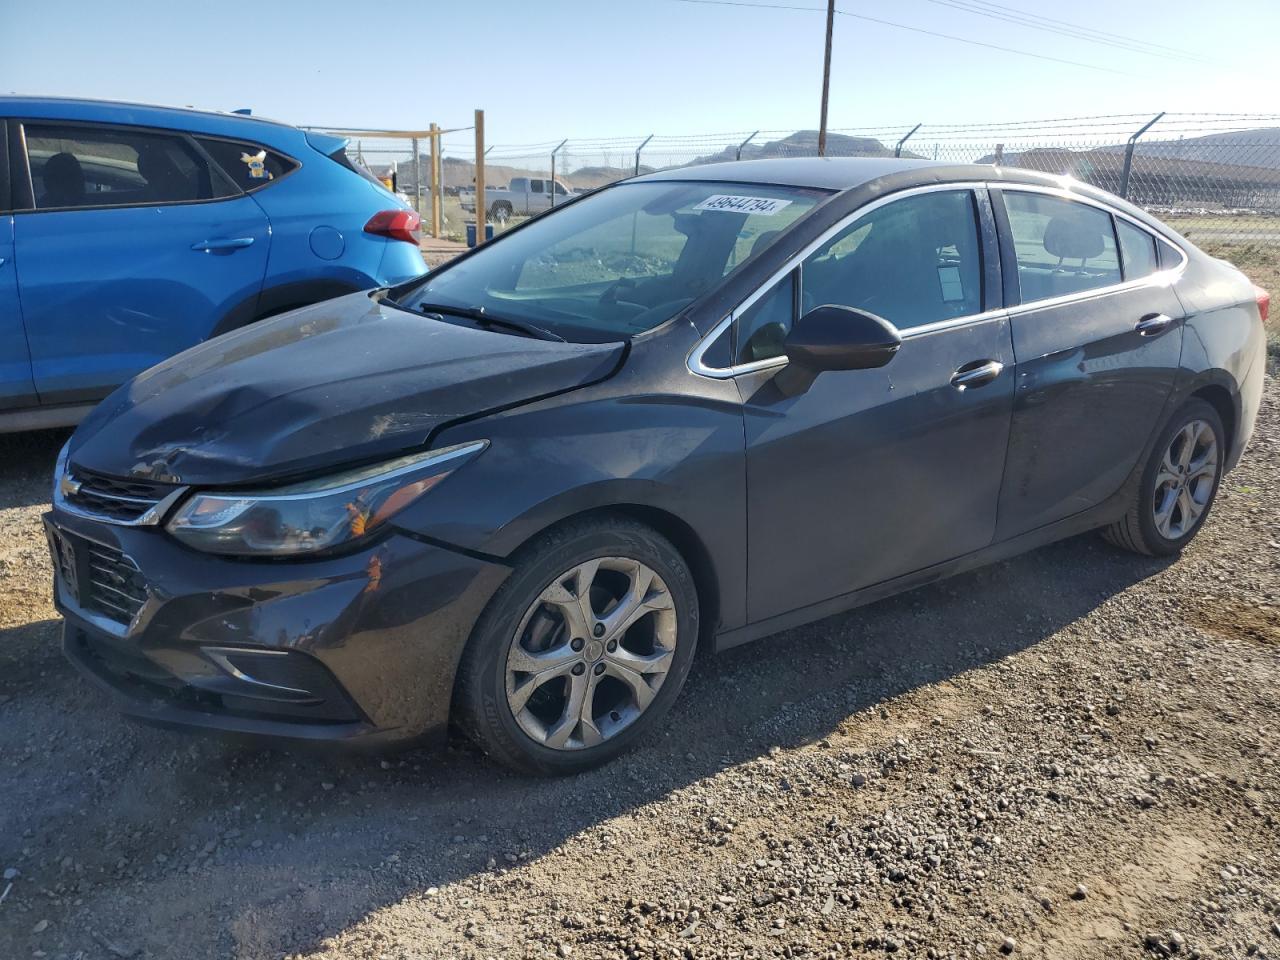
[733, 190, 984, 365]
[1116, 218, 1159, 281]
[737, 270, 797, 364]
[801, 189, 984, 330]
[1004, 192, 1121, 302]
[25, 123, 230, 210]
[401, 180, 825, 342]
[195, 137, 297, 193]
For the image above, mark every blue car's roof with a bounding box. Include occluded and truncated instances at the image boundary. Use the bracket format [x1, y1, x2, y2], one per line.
[0, 95, 304, 146]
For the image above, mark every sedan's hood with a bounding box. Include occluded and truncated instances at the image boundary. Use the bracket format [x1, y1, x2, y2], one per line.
[69, 292, 624, 485]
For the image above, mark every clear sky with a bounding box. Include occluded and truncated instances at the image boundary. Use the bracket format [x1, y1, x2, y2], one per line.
[2, 0, 1276, 152]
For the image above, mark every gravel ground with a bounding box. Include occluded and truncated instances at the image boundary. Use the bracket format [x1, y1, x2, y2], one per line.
[2, 371, 1279, 960]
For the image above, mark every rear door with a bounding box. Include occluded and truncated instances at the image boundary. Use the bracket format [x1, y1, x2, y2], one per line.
[992, 187, 1184, 539]
[0, 119, 37, 410]
[735, 186, 1015, 623]
[12, 120, 271, 405]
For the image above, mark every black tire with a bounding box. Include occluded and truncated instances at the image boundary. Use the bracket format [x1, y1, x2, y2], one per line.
[490, 201, 512, 223]
[455, 515, 699, 775]
[1102, 398, 1225, 556]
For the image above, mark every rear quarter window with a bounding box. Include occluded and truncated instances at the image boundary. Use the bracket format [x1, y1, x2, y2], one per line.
[196, 137, 297, 193]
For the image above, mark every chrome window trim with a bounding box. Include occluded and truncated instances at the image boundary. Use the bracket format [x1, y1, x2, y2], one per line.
[687, 179, 1189, 380]
[995, 182, 1189, 273]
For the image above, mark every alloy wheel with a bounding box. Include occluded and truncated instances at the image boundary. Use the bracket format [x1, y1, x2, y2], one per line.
[1152, 418, 1218, 540]
[505, 557, 677, 751]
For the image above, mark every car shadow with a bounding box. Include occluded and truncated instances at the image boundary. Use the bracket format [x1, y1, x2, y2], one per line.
[0, 523, 1174, 960]
[0, 427, 69, 509]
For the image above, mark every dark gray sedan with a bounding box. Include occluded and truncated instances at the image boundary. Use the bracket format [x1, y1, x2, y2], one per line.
[47, 158, 1268, 774]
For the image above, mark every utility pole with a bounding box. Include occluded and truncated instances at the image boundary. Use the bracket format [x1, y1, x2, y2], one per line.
[817, 0, 835, 157]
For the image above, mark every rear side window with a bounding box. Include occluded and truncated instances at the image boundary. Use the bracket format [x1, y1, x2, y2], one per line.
[1116, 219, 1159, 281]
[26, 123, 231, 210]
[195, 137, 297, 193]
[1003, 192, 1121, 302]
[801, 189, 984, 331]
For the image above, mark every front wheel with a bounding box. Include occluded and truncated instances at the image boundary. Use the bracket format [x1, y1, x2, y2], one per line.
[1103, 398, 1225, 556]
[455, 517, 699, 775]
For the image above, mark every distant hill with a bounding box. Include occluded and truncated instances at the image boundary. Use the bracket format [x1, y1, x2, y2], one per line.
[981, 127, 1280, 170]
[1119, 127, 1280, 170]
[381, 155, 654, 193]
[692, 129, 908, 164]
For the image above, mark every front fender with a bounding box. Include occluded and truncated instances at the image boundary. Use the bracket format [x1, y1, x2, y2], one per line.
[389, 378, 749, 632]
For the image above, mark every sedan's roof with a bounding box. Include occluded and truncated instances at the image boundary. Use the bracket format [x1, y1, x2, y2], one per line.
[632, 156, 1062, 193]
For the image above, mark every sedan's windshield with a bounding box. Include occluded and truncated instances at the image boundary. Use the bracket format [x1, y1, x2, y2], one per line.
[398, 181, 827, 342]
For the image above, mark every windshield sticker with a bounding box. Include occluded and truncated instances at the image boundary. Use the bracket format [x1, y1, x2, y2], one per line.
[693, 195, 793, 215]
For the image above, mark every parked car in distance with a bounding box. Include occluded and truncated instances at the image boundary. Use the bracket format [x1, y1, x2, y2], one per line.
[46, 158, 1268, 775]
[460, 175, 575, 221]
[0, 96, 427, 432]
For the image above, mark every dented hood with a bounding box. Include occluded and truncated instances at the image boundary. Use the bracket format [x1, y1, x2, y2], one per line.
[68, 292, 625, 485]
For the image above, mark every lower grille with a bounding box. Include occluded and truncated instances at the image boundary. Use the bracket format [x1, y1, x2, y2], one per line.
[82, 542, 148, 625]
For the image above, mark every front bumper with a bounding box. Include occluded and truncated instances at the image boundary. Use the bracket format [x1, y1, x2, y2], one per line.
[46, 509, 509, 745]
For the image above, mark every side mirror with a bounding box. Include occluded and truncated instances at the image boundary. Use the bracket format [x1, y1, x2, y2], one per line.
[784, 304, 901, 372]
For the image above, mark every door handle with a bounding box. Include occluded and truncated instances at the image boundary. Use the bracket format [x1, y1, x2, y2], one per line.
[1135, 313, 1174, 336]
[950, 359, 1004, 391]
[191, 237, 255, 252]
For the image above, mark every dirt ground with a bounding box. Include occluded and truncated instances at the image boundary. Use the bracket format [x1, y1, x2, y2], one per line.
[2, 371, 1279, 959]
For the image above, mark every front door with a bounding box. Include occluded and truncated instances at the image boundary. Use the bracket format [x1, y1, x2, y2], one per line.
[0, 212, 36, 410]
[738, 187, 1015, 624]
[993, 188, 1184, 539]
[13, 120, 270, 405]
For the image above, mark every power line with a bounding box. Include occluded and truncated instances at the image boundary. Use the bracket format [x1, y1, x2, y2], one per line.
[666, 0, 1135, 75]
[910, 0, 1214, 65]
[955, 0, 1207, 59]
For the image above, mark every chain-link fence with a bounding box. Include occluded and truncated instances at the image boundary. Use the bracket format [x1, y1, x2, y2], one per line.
[306, 115, 1280, 294]
[469, 113, 1280, 292]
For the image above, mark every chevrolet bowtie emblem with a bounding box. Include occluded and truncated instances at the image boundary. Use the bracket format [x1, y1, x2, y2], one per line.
[59, 473, 83, 498]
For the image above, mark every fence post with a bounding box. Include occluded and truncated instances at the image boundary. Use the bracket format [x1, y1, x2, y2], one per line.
[428, 123, 441, 239]
[550, 139, 568, 208]
[474, 109, 485, 241]
[635, 134, 654, 176]
[894, 123, 922, 159]
[1120, 112, 1164, 200]
[411, 137, 422, 215]
[736, 131, 759, 162]
[993, 143, 1004, 165]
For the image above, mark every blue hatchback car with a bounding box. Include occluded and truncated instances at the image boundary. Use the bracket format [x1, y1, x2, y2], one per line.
[0, 97, 427, 431]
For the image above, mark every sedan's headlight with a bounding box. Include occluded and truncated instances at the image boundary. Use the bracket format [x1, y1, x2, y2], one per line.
[166, 440, 486, 556]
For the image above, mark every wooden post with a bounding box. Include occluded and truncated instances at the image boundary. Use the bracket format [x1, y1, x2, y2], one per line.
[428, 122, 442, 239]
[411, 136, 422, 214]
[474, 109, 486, 241]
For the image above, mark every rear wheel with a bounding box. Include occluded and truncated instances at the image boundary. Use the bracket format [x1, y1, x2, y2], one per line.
[455, 517, 699, 775]
[1103, 398, 1224, 556]
[490, 201, 512, 224]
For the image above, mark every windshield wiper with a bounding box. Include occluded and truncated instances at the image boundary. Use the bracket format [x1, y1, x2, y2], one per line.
[414, 302, 564, 342]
